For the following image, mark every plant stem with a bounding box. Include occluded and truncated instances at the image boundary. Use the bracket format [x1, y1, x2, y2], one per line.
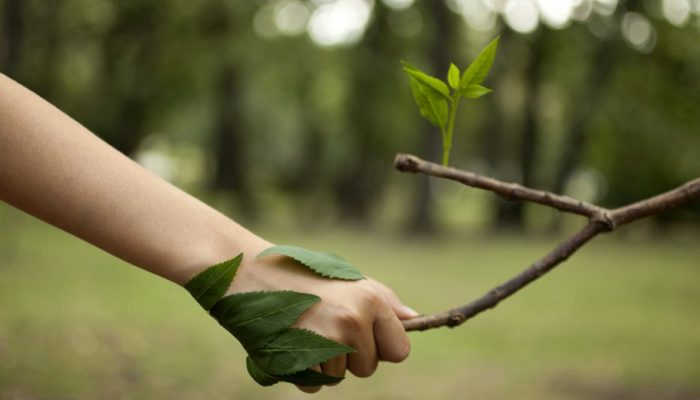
[441, 128, 450, 166]
[442, 95, 461, 166]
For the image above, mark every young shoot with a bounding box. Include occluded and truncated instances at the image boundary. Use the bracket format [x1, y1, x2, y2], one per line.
[402, 37, 499, 166]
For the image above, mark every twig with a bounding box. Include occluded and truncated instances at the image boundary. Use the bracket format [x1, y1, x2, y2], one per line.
[394, 153, 700, 331]
[395, 154, 609, 223]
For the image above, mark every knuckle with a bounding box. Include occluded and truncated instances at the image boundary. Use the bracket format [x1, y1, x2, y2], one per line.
[385, 286, 399, 300]
[336, 308, 363, 330]
[359, 285, 383, 309]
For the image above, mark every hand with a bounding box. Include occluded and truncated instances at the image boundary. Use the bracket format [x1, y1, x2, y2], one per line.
[228, 249, 418, 393]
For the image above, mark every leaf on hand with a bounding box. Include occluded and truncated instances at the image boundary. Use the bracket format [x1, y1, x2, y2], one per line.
[257, 245, 364, 281]
[250, 328, 355, 375]
[461, 84, 492, 99]
[184, 254, 242, 310]
[279, 368, 344, 386]
[401, 61, 450, 99]
[460, 36, 499, 89]
[246, 356, 344, 387]
[246, 356, 279, 386]
[191, 247, 360, 386]
[210, 291, 320, 345]
[447, 63, 460, 89]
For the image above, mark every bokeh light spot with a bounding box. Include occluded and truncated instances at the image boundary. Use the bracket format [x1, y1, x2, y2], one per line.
[307, 0, 374, 47]
[504, 0, 540, 33]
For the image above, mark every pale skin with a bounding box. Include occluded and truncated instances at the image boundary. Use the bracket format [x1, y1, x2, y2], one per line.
[0, 73, 417, 393]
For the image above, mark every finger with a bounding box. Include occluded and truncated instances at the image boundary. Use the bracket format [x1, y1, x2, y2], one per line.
[374, 304, 411, 363]
[321, 355, 346, 385]
[370, 279, 419, 320]
[296, 365, 322, 393]
[347, 324, 378, 378]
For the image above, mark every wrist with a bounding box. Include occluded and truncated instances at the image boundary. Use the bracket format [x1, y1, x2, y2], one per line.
[170, 221, 272, 287]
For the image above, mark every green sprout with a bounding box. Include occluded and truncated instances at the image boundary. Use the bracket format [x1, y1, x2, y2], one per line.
[402, 37, 499, 166]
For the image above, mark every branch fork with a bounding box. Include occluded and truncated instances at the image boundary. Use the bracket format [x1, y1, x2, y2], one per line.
[395, 153, 700, 332]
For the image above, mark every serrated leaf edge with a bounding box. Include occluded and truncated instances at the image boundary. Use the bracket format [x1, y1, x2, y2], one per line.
[184, 253, 242, 310]
[252, 328, 355, 376]
[257, 246, 364, 281]
[256, 328, 355, 355]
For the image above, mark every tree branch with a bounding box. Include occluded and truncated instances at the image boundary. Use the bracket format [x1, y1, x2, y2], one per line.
[394, 153, 609, 224]
[394, 153, 700, 332]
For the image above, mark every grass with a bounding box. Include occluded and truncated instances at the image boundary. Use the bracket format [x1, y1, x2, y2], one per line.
[1, 204, 699, 399]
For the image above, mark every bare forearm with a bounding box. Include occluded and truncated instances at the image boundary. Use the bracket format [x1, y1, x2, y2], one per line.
[0, 73, 267, 284]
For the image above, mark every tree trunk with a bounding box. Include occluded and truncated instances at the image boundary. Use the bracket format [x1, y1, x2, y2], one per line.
[407, 0, 455, 233]
[212, 65, 256, 218]
[331, 3, 395, 224]
[1, 0, 24, 77]
[552, 41, 614, 195]
[495, 34, 544, 231]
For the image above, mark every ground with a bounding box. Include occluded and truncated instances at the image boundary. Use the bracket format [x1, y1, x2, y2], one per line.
[1, 205, 699, 400]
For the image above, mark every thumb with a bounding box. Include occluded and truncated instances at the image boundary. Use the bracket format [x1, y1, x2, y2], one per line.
[371, 279, 420, 320]
[393, 302, 420, 320]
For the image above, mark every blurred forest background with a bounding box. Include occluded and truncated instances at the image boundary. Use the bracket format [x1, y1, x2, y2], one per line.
[1, 0, 700, 399]
[2, 0, 700, 232]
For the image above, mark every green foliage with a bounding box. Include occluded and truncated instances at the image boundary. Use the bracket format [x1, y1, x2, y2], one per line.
[403, 61, 451, 130]
[249, 328, 354, 375]
[247, 356, 345, 386]
[184, 254, 242, 311]
[246, 356, 280, 386]
[403, 37, 499, 166]
[401, 61, 451, 99]
[407, 75, 449, 128]
[447, 63, 461, 89]
[258, 245, 364, 281]
[185, 248, 361, 387]
[462, 84, 492, 99]
[210, 291, 320, 345]
[460, 37, 500, 89]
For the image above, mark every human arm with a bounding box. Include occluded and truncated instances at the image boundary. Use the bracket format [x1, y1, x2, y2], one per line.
[0, 73, 417, 392]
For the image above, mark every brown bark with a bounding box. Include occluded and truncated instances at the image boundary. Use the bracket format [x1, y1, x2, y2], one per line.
[394, 153, 700, 331]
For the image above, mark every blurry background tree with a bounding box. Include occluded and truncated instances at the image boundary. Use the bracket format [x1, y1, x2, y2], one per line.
[1, 0, 699, 233]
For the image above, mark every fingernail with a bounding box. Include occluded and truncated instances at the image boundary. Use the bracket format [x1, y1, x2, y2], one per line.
[401, 305, 420, 317]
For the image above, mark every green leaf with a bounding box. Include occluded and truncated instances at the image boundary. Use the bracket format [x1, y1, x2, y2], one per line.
[246, 357, 344, 387]
[279, 368, 344, 386]
[258, 245, 364, 281]
[210, 291, 320, 346]
[460, 36, 499, 89]
[401, 61, 450, 99]
[402, 62, 451, 129]
[427, 91, 449, 128]
[250, 328, 354, 375]
[408, 76, 440, 127]
[191, 249, 359, 387]
[447, 63, 460, 89]
[461, 84, 492, 99]
[184, 254, 242, 310]
[246, 356, 279, 386]
[409, 77, 449, 129]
